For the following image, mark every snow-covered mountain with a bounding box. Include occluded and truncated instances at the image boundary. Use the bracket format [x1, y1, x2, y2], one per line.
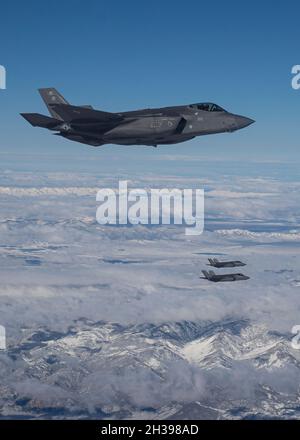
[1, 170, 300, 419]
[1, 319, 300, 419]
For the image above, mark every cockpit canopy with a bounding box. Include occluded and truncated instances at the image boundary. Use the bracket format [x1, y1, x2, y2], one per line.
[189, 103, 226, 112]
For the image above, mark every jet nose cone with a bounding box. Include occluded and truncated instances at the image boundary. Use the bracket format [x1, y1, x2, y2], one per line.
[235, 115, 255, 129]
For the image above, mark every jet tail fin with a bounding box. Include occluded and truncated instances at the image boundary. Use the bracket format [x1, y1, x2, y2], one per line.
[21, 113, 61, 128]
[209, 270, 216, 277]
[202, 270, 210, 279]
[208, 258, 214, 266]
[38, 88, 69, 120]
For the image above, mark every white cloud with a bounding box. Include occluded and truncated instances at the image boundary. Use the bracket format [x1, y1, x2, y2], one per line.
[1, 169, 300, 418]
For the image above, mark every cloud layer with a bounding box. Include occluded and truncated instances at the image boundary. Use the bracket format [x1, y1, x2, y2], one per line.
[0, 169, 300, 418]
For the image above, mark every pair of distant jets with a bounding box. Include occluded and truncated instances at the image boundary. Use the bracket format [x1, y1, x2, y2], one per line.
[201, 258, 249, 282]
[21, 88, 254, 147]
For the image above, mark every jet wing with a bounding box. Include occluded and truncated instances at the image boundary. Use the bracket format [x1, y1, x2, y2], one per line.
[50, 104, 123, 124]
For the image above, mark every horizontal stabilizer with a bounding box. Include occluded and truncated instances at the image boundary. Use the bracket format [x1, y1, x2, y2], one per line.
[20, 113, 60, 128]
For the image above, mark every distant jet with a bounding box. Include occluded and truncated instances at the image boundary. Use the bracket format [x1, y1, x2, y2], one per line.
[208, 258, 246, 268]
[21, 88, 254, 147]
[201, 270, 250, 282]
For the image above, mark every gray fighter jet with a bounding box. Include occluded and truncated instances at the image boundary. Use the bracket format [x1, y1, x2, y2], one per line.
[201, 270, 249, 282]
[21, 88, 254, 147]
[208, 258, 246, 268]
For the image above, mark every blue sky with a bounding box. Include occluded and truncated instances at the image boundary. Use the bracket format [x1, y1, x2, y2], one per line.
[0, 0, 300, 168]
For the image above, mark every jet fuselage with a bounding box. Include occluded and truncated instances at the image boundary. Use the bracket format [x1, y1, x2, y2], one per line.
[21, 89, 255, 147]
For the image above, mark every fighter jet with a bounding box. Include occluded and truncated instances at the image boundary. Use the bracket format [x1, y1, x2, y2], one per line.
[208, 258, 246, 268]
[21, 88, 254, 147]
[201, 270, 249, 282]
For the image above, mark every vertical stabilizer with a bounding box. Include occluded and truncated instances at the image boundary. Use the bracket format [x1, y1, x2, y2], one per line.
[202, 270, 210, 279]
[38, 88, 69, 120]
